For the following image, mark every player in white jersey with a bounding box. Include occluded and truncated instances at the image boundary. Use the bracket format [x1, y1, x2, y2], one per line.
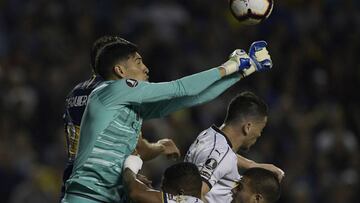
[185, 125, 241, 203]
[123, 155, 203, 203]
[231, 168, 281, 203]
[185, 91, 284, 203]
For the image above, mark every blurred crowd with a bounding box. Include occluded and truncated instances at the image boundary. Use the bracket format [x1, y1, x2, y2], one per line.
[0, 0, 359, 202]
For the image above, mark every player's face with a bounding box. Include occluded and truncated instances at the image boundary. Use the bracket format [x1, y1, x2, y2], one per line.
[241, 116, 267, 151]
[231, 177, 257, 203]
[122, 52, 149, 81]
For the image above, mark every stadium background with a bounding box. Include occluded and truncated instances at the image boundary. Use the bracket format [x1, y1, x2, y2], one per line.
[0, 0, 359, 202]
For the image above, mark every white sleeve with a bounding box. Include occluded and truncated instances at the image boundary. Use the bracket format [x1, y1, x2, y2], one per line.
[198, 147, 232, 189]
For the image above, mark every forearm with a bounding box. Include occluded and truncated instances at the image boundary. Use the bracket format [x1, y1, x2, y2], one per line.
[237, 154, 257, 169]
[188, 73, 241, 105]
[157, 73, 241, 117]
[172, 68, 223, 97]
[137, 138, 164, 161]
[123, 169, 158, 203]
[237, 154, 285, 181]
[123, 169, 145, 197]
[140, 68, 227, 119]
[201, 181, 211, 202]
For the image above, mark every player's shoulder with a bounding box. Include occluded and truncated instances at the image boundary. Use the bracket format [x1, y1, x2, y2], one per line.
[95, 78, 146, 95]
[193, 126, 237, 164]
[67, 75, 103, 97]
[198, 125, 234, 151]
[109, 78, 143, 87]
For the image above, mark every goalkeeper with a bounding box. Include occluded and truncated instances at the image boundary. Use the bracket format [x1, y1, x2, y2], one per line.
[62, 36, 272, 203]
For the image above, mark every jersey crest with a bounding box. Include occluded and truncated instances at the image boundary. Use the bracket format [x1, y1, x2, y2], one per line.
[204, 158, 218, 170]
[126, 79, 138, 87]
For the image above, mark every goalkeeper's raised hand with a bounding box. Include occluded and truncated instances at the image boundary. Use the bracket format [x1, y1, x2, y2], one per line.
[221, 42, 272, 77]
[221, 49, 252, 76]
[249, 40, 273, 72]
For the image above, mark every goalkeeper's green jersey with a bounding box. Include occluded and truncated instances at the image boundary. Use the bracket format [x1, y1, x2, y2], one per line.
[65, 68, 241, 202]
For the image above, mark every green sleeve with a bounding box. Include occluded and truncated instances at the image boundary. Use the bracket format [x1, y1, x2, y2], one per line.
[140, 73, 241, 119]
[96, 68, 221, 107]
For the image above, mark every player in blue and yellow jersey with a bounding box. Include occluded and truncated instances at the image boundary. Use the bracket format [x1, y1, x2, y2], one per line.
[61, 36, 273, 203]
[61, 74, 103, 198]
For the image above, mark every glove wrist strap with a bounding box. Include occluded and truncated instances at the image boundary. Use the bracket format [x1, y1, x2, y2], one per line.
[221, 59, 239, 76]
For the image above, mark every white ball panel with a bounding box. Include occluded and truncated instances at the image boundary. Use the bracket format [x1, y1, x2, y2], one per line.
[231, 0, 249, 16]
[249, 0, 270, 15]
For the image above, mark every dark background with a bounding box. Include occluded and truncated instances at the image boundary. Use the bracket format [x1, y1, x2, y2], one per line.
[0, 0, 359, 202]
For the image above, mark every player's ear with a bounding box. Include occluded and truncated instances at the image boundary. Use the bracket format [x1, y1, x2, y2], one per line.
[114, 65, 126, 78]
[242, 122, 251, 136]
[254, 193, 264, 203]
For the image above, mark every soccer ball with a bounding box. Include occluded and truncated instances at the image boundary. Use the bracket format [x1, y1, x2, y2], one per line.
[229, 0, 274, 25]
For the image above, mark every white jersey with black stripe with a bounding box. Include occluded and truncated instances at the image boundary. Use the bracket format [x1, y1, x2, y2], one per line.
[184, 125, 240, 203]
[163, 192, 203, 203]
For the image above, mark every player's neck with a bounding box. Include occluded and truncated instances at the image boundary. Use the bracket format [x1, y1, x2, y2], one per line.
[108, 75, 120, 80]
[220, 124, 243, 152]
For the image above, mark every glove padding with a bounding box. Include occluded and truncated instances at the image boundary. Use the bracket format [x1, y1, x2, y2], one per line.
[249, 41, 273, 71]
[222, 49, 252, 76]
[124, 155, 143, 174]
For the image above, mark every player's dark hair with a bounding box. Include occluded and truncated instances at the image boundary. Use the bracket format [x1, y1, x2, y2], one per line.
[224, 91, 268, 124]
[90, 35, 138, 79]
[162, 162, 202, 198]
[243, 168, 281, 203]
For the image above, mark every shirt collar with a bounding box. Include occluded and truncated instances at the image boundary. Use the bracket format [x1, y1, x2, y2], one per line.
[211, 125, 233, 148]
